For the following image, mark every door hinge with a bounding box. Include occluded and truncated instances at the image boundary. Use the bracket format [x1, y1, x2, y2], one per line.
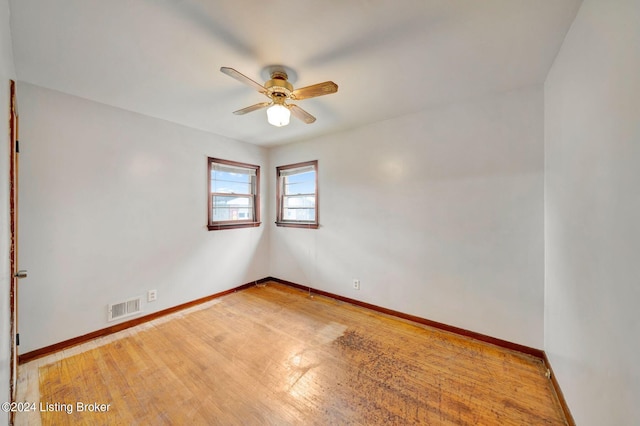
[16, 333, 20, 346]
[15, 140, 19, 153]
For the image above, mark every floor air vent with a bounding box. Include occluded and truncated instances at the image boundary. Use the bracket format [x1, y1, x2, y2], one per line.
[108, 297, 142, 322]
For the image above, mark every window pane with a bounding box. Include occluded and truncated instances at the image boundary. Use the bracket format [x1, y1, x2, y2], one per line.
[212, 195, 254, 221]
[283, 195, 315, 222]
[283, 195, 316, 208]
[284, 171, 315, 195]
[282, 207, 315, 222]
[211, 171, 253, 194]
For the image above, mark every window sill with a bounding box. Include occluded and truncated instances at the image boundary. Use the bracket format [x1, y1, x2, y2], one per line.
[208, 222, 261, 231]
[275, 222, 319, 229]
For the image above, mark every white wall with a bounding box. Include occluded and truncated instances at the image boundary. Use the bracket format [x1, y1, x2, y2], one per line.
[0, 0, 15, 421]
[17, 83, 269, 353]
[544, 0, 640, 424]
[269, 86, 545, 348]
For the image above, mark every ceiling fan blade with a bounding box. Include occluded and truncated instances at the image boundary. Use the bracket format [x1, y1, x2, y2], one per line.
[290, 81, 338, 100]
[289, 104, 317, 124]
[233, 102, 271, 115]
[220, 67, 267, 95]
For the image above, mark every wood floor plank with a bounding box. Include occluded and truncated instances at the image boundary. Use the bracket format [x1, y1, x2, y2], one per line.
[19, 282, 567, 425]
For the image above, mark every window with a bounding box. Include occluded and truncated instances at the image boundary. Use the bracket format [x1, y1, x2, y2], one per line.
[276, 160, 318, 229]
[208, 157, 260, 231]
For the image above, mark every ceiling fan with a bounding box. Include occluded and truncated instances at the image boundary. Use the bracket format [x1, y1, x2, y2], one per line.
[220, 66, 338, 127]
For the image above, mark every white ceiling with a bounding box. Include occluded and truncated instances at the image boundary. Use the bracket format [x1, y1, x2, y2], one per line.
[9, 0, 581, 147]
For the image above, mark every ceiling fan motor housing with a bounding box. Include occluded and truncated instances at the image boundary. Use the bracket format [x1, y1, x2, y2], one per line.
[265, 71, 293, 98]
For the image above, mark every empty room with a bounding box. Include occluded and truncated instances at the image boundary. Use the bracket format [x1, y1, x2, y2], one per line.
[1, 0, 639, 424]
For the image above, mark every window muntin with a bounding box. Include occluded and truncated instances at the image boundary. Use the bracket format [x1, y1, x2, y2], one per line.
[276, 161, 318, 228]
[208, 158, 260, 230]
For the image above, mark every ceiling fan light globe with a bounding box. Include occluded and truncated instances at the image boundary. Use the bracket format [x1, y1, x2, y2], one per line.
[267, 104, 291, 127]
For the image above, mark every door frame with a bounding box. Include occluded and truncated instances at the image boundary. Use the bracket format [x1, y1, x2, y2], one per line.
[9, 79, 18, 406]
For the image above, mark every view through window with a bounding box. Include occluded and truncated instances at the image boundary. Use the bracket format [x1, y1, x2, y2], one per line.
[208, 158, 260, 230]
[276, 160, 318, 229]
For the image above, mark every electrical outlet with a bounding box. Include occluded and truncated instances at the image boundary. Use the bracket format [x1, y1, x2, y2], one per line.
[147, 289, 157, 302]
[353, 279, 360, 290]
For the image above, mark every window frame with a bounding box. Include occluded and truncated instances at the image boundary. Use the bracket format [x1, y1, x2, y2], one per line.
[207, 157, 261, 231]
[275, 160, 319, 229]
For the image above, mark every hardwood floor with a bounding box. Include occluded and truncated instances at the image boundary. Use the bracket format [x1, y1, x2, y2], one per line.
[16, 282, 567, 425]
